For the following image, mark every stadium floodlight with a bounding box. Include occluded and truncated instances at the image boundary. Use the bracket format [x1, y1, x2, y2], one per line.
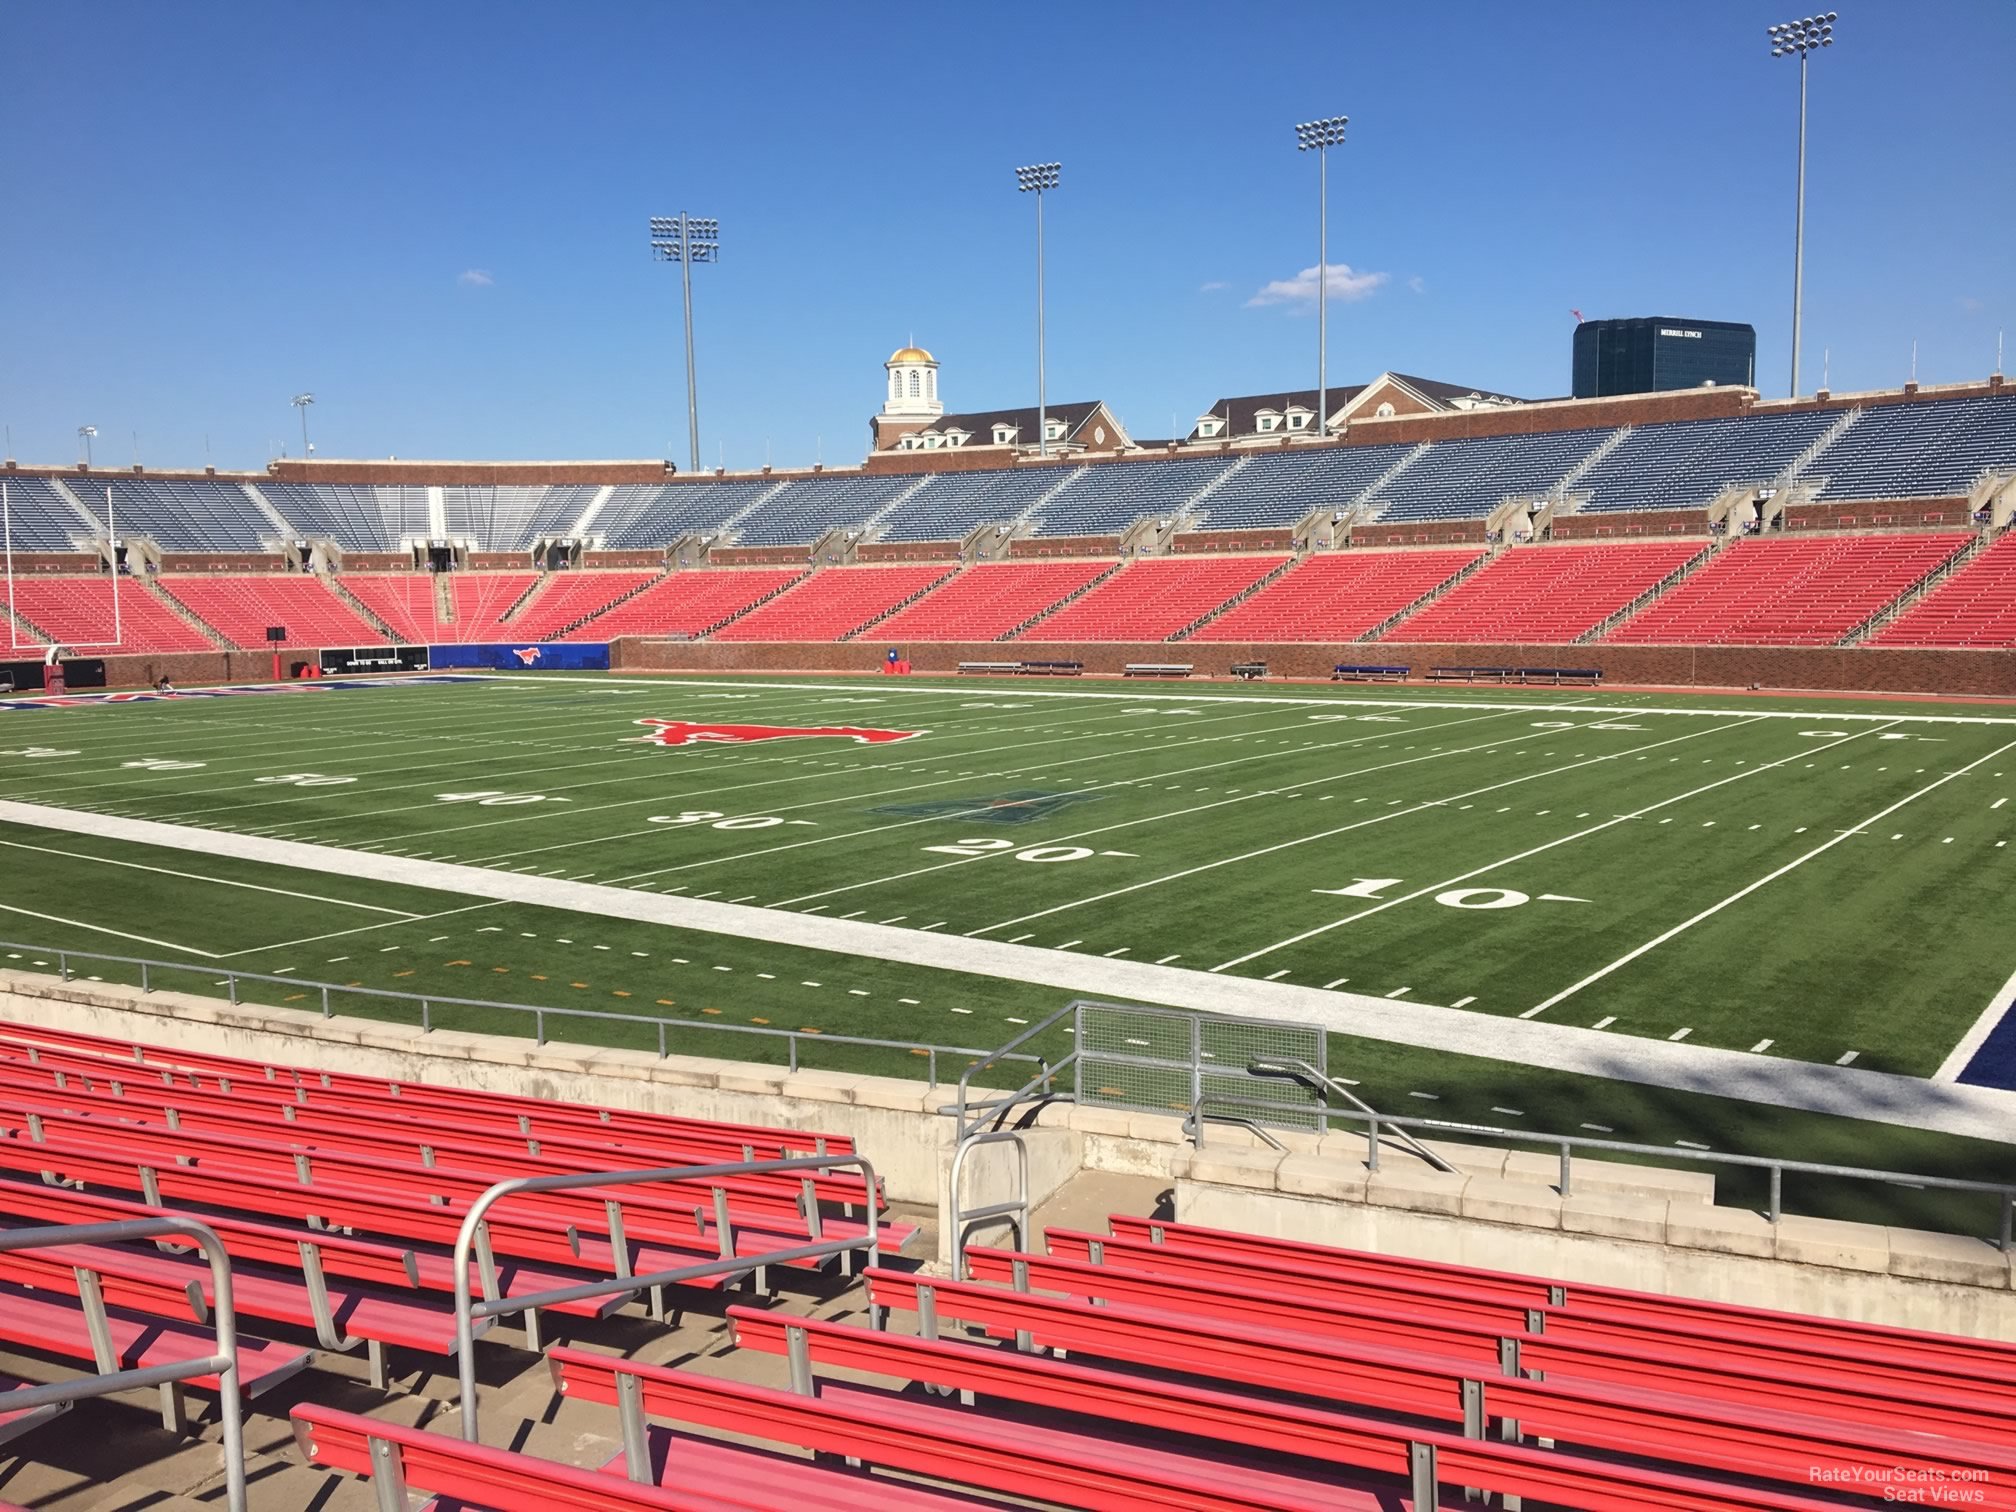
[1295, 116, 1349, 438]
[1015, 163, 1062, 457]
[291, 393, 315, 457]
[650, 214, 721, 474]
[1767, 13, 1837, 398]
[77, 425, 96, 467]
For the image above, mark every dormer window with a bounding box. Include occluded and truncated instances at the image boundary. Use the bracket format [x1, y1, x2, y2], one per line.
[993, 424, 1018, 446]
[1044, 419, 1065, 441]
[1286, 410, 1310, 431]
[1195, 418, 1221, 439]
[1255, 409, 1281, 433]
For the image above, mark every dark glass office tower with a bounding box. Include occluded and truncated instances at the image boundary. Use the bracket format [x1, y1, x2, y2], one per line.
[1572, 318, 1756, 398]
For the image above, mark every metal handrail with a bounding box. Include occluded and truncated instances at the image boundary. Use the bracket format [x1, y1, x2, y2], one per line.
[1199, 1087, 2016, 1248]
[0, 1217, 247, 1512]
[948, 1130, 1030, 1281]
[1246, 1057, 1452, 1172]
[950, 998, 1080, 1143]
[451, 1151, 880, 1443]
[0, 937, 1044, 1089]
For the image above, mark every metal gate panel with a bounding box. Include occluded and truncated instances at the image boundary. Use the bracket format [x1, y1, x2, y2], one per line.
[1074, 1002, 1325, 1132]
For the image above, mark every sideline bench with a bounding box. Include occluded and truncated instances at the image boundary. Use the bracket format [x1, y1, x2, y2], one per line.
[955, 662, 1021, 674]
[1122, 663, 1193, 678]
[1518, 665, 1602, 685]
[1229, 661, 1267, 681]
[1332, 664, 1409, 682]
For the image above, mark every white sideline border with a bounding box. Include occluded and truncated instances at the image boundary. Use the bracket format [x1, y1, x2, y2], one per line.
[1937, 963, 2016, 1083]
[1, 796, 2014, 1144]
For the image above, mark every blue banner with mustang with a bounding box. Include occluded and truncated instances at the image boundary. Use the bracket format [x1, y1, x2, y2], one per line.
[428, 643, 611, 671]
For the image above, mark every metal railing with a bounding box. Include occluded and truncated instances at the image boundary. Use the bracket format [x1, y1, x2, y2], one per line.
[0, 938, 1045, 1090]
[451, 1153, 880, 1443]
[1201, 1080, 2016, 1249]
[949, 999, 1079, 1143]
[0, 1217, 248, 1512]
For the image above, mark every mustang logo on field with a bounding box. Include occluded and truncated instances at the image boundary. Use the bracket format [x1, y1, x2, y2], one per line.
[512, 647, 543, 665]
[629, 718, 923, 748]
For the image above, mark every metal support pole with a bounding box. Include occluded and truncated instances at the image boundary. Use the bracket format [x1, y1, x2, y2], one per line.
[1317, 142, 1328, 438]
[1791, 50, 1807, 398]
[1035, 189, 1048, 458]
[679, 235, 699, 473]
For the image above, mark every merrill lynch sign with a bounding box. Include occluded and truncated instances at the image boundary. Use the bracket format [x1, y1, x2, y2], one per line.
[1658, 327, 1704, 338]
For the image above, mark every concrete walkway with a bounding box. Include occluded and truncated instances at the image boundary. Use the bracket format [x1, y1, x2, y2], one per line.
[3, 797, 2012, 1144]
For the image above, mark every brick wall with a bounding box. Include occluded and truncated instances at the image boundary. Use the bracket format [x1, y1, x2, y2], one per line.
[711, 545, 813, 567]
[1008, 534, 1122, 558]
[611, 637, 2016, 698]
[1551, 510, 1707, 539]
[1782, 498, 1969, 530]
[582, 550, 665, 569]
[1172, 530, 1293, 553]
[156, 553, 292, 573]
[859, 541, 961, 563]
[0, 553, 99, 575]
[1353, 521, 1490, 547]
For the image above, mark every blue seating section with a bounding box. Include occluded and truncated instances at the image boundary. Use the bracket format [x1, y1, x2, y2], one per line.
[1030, 455, 1233, 536]
[514, 484, 602, 544]
[1574, 410, 1841, 513]
[442, 486, 593, 551]
[0, 477, 93, 550]
[256, 484, 429, 549]
[595, 480, 773, 550]
[732, 473, 918, 547]
[876, 467, 1062, 543]
[62, 477, 276, 551]
[1810, 395, 2016, 501]
[1196, 444, 1415, 530]
[1369, 428, 1612, 523]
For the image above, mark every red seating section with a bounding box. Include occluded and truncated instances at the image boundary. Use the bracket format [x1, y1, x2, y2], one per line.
[567, 568, 804, 640]
[156, 575, 383, 650]
[0, 577, 215, 654]
[1871, 530, 2016, 648]
[871, 560, 1111, 642]
[441, 571, 541, 642]
[1382, 541, 1703, 643]
[1190, 548, 1485, 642]
[713, 564, 955, 642]
[1611, 533, 1971, 646]
[1016, 554, 1288, 642]
[337, 573, 437, 644]
[499, 571, 658, 642]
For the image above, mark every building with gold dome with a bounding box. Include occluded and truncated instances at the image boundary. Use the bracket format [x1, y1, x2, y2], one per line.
[870, 342, 1130, 459]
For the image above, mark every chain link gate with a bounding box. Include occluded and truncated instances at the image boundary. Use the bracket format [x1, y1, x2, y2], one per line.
[1072, 1001, 1327, 1134]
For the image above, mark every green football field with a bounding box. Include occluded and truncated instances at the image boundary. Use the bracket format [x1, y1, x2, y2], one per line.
[1, 670, 2013, 1229]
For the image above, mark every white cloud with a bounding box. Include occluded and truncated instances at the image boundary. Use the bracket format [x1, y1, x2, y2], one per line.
[1199, 280, 1229, 293]
[1246, 263, 1388, 309]
[458, 268, 495, 288]
[1958, 295, 1985, 314]
[1407, 274, 1426, 295]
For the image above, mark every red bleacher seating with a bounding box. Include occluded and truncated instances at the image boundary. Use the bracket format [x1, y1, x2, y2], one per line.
[336, 572, 437, 643]
[712, 564, 955, 642]
[441, 571, 541, 641]
[0, 577, 215, 654]
[1381, 541, 1704, 643]
[870, 559, 1112, 641]
[1610, 532, 1972, 646]
[496, 570, 658, 642]
[1872, 529, 2016, 647]
[565, 568, 804, 640]
[156, 575, 383, 650]
[1014, 554, 1289, 642]
[1189, 548, 1485, 642]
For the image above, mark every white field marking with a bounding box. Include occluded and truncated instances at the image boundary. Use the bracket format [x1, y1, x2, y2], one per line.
[1491, 1107, 1523, 1117]
[1593, 1016, 1617, 1029]
[0, 838, 421, 916]
[12, 792, 2016, 1142]
[567, 704, 1532, 887]
[1324, 977, 1350, 989]
[1213, 719, 1878, 975]
[758, 707, 1554, 909]
[500, 674, 2016, 727]
[1751, 1039, 1774, 1053]
[1451, 995, 1475, 1008]
[1837, 1051, 1860, 1066]
[1994, 798, 2008, 810]
[1266, 969, 1291, 981]
[1934, 959, 2016, 1082]
[1522, 733, 2016, 1019]
[1669, 1028, 1692, 1042]
[1386, 987, 1411, 998]
[215, 901, 502, 958]
[967, 714, 1733, 938]
[0, 903, 221, 957]
[1157, 954, 1181, 964]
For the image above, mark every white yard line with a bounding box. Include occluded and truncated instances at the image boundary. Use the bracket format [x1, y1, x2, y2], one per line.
[2, 795, 2013, 1140]
[0, 838, 421, 915]
[1210, 720, 1886, 974]
[1525, 735, 2016, 1021]
[1934, 959, 2016, 1083]
[214, 902, 502, 958]
[0, 903, 220, 958]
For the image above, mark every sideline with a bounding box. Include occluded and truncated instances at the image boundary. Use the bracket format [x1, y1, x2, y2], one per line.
[0, 796, 2011, 1142]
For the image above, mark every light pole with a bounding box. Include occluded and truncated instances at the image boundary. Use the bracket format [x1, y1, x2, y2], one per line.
[649, 214, 720, 474]
[1769, 13, 1836, 398]
[1295, 116, 1348, 438]
[292, 393, 315, 457]
[1015, 163, 1061, 457]
[77, 426, 96, 467]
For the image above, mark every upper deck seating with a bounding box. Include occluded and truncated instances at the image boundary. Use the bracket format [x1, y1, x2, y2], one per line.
[595, 481, 776, 550]
[1369, 428, 1612, 522]
[1192, 443, 1415, 531]
[1029, 456, 1234, 537]
[1609, 532, 1971, 646]
[257, 484, 427, 550]
[1189, 548, 1484, 642]
[712, 564, 954, 641]
[1871, 530, 2016, 647]
[1381, 541, 1703, 643]
[873, 467, 1060, 544]
[870, 560, 1111, 641]
[732, 475, 920, 548]
[156, 575, 383, 650]
[1809, 395, 2016, 501]
[0, 477, 96, 550]
[63, 478, 276, 551]
[1573, 411, 1842, 513]
[1015, 554, 1288, 642]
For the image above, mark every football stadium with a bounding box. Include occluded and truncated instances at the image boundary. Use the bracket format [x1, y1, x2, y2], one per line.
[3, 4, 2015, 1508]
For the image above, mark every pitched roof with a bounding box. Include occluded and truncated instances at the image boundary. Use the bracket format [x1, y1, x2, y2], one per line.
[1385, 372, 1527, 408]
[1194, 386, 1368, 437]
[922, 401, 1118, 446]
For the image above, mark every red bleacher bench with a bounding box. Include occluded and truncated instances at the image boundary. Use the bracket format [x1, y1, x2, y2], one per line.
[0, 1279, 308, 1400]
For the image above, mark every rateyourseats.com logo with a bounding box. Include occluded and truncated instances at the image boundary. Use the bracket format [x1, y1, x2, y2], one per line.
[1809, 1466, 1989, 1504]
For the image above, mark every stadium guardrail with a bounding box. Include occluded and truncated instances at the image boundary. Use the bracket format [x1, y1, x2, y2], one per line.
[0, 940, 1051, 1090]
[1215, 1059, 2016, 1250]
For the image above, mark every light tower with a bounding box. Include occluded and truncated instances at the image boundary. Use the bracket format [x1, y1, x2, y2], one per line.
[1768, 13, 1837, 398]
[292, 393, 315, 456]
[1015, 163, 1061, 456]
[77, 425, 96, 467]
[1294, 116, 1349, 437]
[649, 214, 721, 473]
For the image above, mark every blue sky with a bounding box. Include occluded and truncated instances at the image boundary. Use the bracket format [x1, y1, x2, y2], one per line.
[4, 1, 2010, 473]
